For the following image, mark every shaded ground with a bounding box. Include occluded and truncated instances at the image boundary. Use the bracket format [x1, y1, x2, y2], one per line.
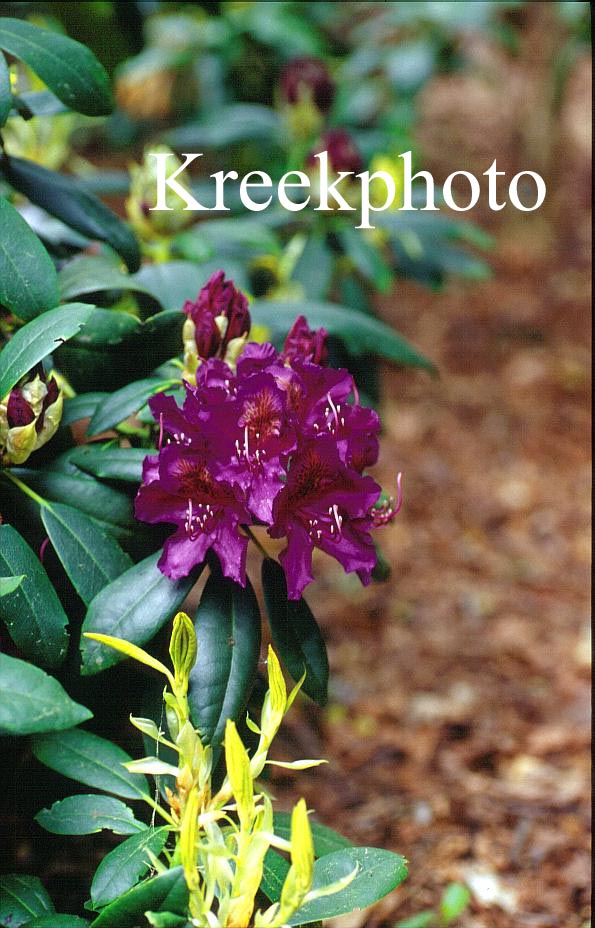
[268, 206, 591, 927]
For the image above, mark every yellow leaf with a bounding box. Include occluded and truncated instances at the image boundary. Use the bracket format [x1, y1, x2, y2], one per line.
[83, 633, 175, 687]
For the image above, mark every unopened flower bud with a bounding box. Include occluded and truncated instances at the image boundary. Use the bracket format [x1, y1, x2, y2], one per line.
[308, 128, 364, 175]
[280, 56, 335, 114]
[126, 145, 195, 240]
[1, 367, 63, 466]
[170, 611, 198, 689]
[182, 271, 251, 376]
[282, 315, 328, 366]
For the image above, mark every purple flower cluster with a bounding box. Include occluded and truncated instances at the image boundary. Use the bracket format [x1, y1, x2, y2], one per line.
[136, 275, 397, 599]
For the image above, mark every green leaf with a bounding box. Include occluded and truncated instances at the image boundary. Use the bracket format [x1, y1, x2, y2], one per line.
[0, 196, 60, 321]
[41, 503, 133, 606]
[440, 882, 471, 923]
[273, 812, 352, 858]
[90, 827, 169, 910]
[0, 18, 112, 116]
[0, 302, 93, 398]
[261, 849, 290, 905]
[164, 103, 281, 149]
[69, 446, 150, 483]
[2, 156, 139, 271]
[32, 728, 149, 800]
[59, 255, 154, 302]
[288, 847, 408, 925]
[188, 574, 261, 758]
[0, 874, 54, 928]
[250, 300, 435, 372]
[17, 470, 132, 531]
[292, 235, 334, 301]
[61, 392, 109, 427]
[89, 867, 187, 928]
[0, 51, 11, 127]
[27, 918, 89, 927]
[35, 795, 146, 836]
[86, 378, 166, 437]
[0, 652, 92, 736]
[0, 524, 69, 667]
[80, 552, 198, 675]
[261, 559, 329, 705]
[0, 575, 24, 596]
[133, 262, 211, 311]
[339, 226, 393, 293]
[395, 913, 434, 928]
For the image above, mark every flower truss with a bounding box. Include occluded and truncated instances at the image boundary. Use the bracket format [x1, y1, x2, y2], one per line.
[136, 272, 401, 600]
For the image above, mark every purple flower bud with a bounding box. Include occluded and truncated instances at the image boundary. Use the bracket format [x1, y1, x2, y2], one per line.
[309, 129, 364, 175]
[7, 389, 35, 428]
[280, 56, 335, 114]
[282, 315, 329, 366]
[183, 271, 251, 361]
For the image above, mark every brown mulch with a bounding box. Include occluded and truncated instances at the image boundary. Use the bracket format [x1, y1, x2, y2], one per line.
[268, 207, 591, 928]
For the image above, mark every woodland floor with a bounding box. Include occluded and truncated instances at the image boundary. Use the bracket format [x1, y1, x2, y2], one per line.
[267, 209, 591, 928]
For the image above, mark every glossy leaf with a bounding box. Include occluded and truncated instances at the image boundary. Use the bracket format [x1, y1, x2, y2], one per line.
[0, 575, 24, 597]
[250, 300, 435, 372]
[0, 196, 59, 321]
[90, 827, 169, 910]
[0, 524, 68, 667]
[86, 378, 167, 437]
[292, 235, 334, 301]
[26, 917, 89, 927]
[0, 51, 10, 126]
[17, 470, 133, 531]
[90, 867, 188, 928]
[69, 446, 150, 483]
[35, 795, 146, 836]
[188, 574, 261, 756]
[288, 848, 408, 925]
[2, 156, 140, 271]
[261, 559, 329, 705]
[0, 874, 54, 928]
[41, 503, 133, 605]
[32, 728, 149, 800]
[260, 849, 290, 905]
[80, 552, 198, 675]
[59, 255, 153, 302]
[61, 392, 109, 426]
[133, 262, 211, 311]
[0, 302, 93, 398]
[0, 652, 92, 736]
[273, 812, 352, 858]
[0, 18, 112, 116]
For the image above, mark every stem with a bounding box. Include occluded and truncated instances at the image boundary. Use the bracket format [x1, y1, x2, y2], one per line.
[141, 792, 177, 828]
[243, 526, 272, 560]
[2, 471, 50, 509]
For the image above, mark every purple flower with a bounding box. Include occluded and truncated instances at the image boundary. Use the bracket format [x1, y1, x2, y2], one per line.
[280, 56, 335, 114]
[308, 129, 364, 175]
[268, 436, 380, 599]
[135, 443, 250, 583]
[282, 315, 329, 366]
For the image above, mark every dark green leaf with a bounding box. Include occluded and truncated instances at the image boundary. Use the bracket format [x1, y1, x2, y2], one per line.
[90, 867, 187, 928]
[65, 307, 140, 349]
[163, 104, 281, 149]
[133, 262, 211, 311]
[0, 524, 68, 667]
[261, 559, 328, 705]
[90, 827, 169, 910]
[27, 918, 89, 927]
[260, 849, 290, 904]
[0, 196, 59, 321]
[273, 812, 352, 858]
[0, 874, 54, 928]
[188, 574, 261, 758]
[143, 915, 187, 928]
[2, 156, 139, 271]
[339, 227, 393, 293]
[0, 575, 24, 597]
[86, 378, 167, 437]
[0, 652, 92, 736]
[17, 470, 133, 531]
[0, 302, 94, 398]
[0, 18, 112, 116]
[80, 552, 199, 675]
[35, 795, 146, 836]
[288, 847, 408, 925]
[250, 300, 435, 372]
[61, 393, 109, 427]
[69, 446, 150, 483]
[59, 255, 153, 302]
[291, 235, 334, 301]
[41, 503, 133, 605]
[32, 728, 148, 800]
[0, 51, 11, 127]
